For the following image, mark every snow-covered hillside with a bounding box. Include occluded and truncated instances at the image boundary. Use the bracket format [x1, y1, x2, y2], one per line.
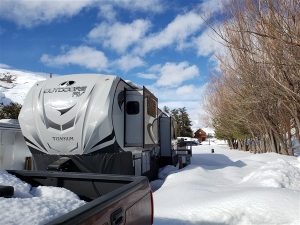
[153, 142, 300, 225]
[0, 68, 47, 105]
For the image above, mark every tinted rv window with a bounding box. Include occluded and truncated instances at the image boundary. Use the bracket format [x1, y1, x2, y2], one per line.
[147, 97, 157, 117]
[126, 101, 140, 114]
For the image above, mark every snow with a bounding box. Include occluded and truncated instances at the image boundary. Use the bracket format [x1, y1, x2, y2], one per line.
[241, 159, 300, 190]
[158, 165, 179, 179]
[0, 170, 85, 225]
[202, 127, 215, 136]
[0, 68, 47, 105]
[152, 142, 300, 225]
[0, 170, 31, 198]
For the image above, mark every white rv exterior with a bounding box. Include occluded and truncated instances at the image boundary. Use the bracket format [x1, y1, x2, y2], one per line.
[0, 119, 31, 170]
[19, 74, 160, 178]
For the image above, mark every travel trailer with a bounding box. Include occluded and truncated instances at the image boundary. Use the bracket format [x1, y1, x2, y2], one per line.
[18, 74, 163, 179]
[158, 110, 178, 166]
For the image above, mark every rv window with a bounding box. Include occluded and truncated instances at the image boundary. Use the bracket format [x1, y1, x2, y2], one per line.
[147, 97, 157, 117]
[126, 101, 140, 114]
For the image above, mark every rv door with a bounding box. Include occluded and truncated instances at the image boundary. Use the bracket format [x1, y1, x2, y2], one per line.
[124, 90, 143, 147]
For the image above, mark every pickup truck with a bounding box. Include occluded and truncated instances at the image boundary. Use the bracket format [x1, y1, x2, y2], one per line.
[6, 170, 154, 225]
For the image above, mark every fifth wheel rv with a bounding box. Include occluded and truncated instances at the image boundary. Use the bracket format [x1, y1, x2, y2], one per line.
[19, 74, 164, 179]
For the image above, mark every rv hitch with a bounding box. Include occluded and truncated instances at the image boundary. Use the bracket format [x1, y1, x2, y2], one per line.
[47, 157, 79, 172]
[0, 185, 14, 198]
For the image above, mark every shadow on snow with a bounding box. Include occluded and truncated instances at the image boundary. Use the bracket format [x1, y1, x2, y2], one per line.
[191, 153, 246, 170]
[154, 217, 227, 225]
[151, 153, 247, 192]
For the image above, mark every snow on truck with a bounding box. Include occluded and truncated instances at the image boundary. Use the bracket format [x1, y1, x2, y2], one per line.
[2, 170, 154, 225]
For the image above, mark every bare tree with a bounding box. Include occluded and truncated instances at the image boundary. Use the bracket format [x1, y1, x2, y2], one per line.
[206, 0, 300, 155]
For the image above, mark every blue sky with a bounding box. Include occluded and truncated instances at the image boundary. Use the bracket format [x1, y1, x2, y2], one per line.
[0, 0, 226, 129]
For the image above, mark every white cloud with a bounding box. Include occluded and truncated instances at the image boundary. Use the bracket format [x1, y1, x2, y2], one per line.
[88, 19, 151, 53]
[176, 85, 197, 96]
[158, 100, 200, 111]
[163, 100, 206, 130]
[0, 0, 164, 28]
[96, 0, 164, 21]
[109, 0, 164, 13]
[151, 82, 209, 130]
[41, 46, 108, 71]
[98, 4, 117, 21]
[137, 73, 158, 79]
[0, 63, 11, 69]
[148, 64, 162, 72]
[135, 11, 205, 55]
[199, 0, 229, 15]
[155, 62, 200, 87]
[0, 0, 94, 27]
[149, 82, 207, 102]
[114, 55, 145, 71]
[194, 27, 224, 57]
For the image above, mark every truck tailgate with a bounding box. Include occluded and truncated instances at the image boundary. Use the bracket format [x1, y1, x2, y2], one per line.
[8, 170, 153, 225]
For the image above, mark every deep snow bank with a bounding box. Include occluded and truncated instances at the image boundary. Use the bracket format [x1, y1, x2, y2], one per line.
[241, 158, 300, 190]
[153, 143, 300, 225]
[0, 170, 85, 225]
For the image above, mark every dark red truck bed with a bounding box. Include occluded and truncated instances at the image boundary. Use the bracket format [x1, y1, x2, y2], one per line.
[7, 170, 153, 225]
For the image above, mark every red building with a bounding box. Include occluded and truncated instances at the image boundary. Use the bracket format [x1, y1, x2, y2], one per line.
[194, 128, 207, 142]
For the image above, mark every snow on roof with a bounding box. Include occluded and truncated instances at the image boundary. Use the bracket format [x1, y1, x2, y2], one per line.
[125, 80, 142, 89]
[202, 127, 215, 135]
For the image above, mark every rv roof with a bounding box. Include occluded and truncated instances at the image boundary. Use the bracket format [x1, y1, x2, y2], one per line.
[124, 80, 142, 89]
[63, 74, 118, 79]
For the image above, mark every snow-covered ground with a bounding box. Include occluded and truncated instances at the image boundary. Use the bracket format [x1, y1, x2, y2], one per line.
[0, 170, 85, 225]
[0, 68, 47, 105]
[152, 141, 300, 225]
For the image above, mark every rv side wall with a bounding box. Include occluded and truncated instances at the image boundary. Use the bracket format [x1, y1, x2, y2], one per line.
[0, 129, 31, 170]
[159, 117, 172, 157]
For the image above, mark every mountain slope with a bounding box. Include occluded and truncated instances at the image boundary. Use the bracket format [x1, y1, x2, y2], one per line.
[0, 68, 47, 105]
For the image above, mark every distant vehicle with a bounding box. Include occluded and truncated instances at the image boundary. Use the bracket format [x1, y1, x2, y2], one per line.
[177, 137, 192, 142]
[177, 137, 199, 146]
[176, 137, 194, 168]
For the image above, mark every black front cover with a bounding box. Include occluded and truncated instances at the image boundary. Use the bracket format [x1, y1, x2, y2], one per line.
[31, 151, 134, 175]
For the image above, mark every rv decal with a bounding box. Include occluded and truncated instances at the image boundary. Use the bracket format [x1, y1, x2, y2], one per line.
[51, 104, 76, 116]
[52, 137, 74, 141]
[44, 86, 87, 97]
[60, 80, 76, 87]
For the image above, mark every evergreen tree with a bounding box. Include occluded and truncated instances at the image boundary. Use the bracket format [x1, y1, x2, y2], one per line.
[164, 106, 193, 137]
[178, 107, 193, 137]
[0, 103, 22, 119]
[163, 106, 170, 114]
